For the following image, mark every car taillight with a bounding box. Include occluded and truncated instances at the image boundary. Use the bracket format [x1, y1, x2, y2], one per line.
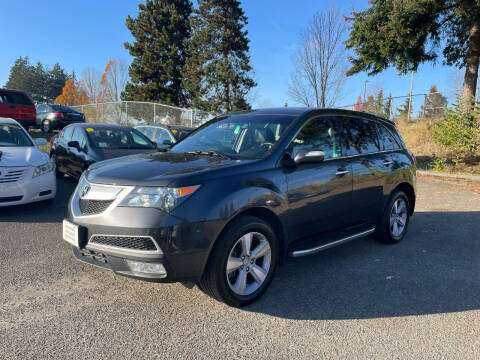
[53, 112, 63, 118]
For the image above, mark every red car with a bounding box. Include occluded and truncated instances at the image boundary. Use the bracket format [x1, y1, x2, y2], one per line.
[0, 88, 36, 130]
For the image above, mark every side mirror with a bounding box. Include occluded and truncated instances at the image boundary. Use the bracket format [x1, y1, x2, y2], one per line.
[67, 140, 80, 151]
[163, 139, 173, 146]
[35, 138, 47, 146]
[294, 149, 325, 164]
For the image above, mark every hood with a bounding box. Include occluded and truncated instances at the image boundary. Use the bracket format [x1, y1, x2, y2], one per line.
[0, 146, 49, 167]
[100, 148, 156, 160]
[87, 151, 250, 186]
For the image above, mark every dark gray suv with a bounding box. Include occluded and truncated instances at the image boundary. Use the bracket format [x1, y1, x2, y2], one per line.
[62, 108, 416, 307]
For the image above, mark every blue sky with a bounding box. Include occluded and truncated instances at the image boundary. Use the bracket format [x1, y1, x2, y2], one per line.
[0, 0, 461, 109]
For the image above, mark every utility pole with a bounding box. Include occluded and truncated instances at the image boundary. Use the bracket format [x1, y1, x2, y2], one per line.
[407, 71, 414, 121]
[407, 70, 414, 121]
[364, 79, 368, 105]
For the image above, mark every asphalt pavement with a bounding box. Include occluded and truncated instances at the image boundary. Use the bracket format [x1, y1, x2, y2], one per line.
[1, 176, 479, 359]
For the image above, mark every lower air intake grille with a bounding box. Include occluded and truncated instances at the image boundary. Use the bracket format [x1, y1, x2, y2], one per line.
[79, 199, 113, 215]
[89, 235, 158, 251]
[0, 196, 23, 203]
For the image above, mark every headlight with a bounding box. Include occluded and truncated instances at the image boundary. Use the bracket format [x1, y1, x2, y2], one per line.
[119, 185, 199, 211]
[32, 162, 54, 178]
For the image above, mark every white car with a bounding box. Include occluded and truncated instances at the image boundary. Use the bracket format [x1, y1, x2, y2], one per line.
[0, 117, 56, 206]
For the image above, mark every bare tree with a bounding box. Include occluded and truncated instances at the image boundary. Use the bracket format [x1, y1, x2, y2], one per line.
[101, 58, 128, 102]
[288, 4, 347, 108]
[81, 67, 102, 103]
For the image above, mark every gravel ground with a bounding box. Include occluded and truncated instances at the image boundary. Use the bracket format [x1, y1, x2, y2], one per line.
[1, 176, 479, 359]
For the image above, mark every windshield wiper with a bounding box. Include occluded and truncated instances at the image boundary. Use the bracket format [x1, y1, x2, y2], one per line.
[186, 150, 231, 159]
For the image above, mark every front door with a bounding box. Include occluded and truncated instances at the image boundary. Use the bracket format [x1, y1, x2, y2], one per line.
[285, 116, 353, 240]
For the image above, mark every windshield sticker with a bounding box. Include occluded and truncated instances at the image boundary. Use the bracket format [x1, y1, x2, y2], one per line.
[171, 129, 178, 134]
[86, 128, 94, 132]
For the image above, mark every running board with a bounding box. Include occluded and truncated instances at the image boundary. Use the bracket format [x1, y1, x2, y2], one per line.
[290, 227, 376, 258]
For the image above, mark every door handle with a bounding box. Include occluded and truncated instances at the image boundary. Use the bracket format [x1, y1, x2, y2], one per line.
[335, 169, 349, 176]
[383, 160, 393, 166]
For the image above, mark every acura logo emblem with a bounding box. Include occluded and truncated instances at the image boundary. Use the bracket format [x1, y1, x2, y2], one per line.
[80, 184, 91, 198]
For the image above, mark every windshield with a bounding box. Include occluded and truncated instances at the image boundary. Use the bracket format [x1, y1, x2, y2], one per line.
[86, 128, 156, 150]
[51, 104, 76, 112]
[171, 114, 296, 160]
[0, 124, 33, 147]
[170, 127, 193, 140]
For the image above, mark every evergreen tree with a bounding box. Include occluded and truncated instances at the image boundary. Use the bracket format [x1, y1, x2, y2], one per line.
[5, 57, 68, 103]
[5, 57, 33, 94]
[183, 0, 256, 112]
[383, 93, 393, 119]
[47, 63, 69, 103]
[422, 85, 448, 118]
[397, 97, 412, 118]
[123, 0, 192, 106]
[345, 0, 480, 111]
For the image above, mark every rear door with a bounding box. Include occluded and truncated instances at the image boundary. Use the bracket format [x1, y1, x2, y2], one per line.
[340, 116, 386, 225]
[0, 91, 15, 119]
[285, 115, 353, 240]
[6, 92, 35, 123]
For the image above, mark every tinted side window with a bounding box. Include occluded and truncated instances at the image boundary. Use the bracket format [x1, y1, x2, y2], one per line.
[62, 126, 74, 141]
[139, 126, 155, 140]
[376, 123, 399, 150]
[385, 123, 406, 149]
[290, 117, 341, 160]
[0, 93, 9, 104]
[340, 117, 381, 156]
[154, 128, 172, 144]
[71, 128, 86, 149]
[7, 93, 32, 106]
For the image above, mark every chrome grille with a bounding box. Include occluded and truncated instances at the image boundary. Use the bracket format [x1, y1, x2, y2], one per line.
[0, 168, 25, 183]
[89, 235, 158, 251]
[79, 199, 113, 215]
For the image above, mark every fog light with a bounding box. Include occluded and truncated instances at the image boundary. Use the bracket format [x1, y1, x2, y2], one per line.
[126, 260, 167, 277]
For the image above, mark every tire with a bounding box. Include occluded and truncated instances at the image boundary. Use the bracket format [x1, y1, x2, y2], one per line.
[375, 190, 410, 244]
[42, 120, 52, 133]
[198, 216, 279, 307]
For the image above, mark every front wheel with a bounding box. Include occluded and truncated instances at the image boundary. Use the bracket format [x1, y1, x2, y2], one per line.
[376, 190, 410, 243]
[198, 216, 278, 307]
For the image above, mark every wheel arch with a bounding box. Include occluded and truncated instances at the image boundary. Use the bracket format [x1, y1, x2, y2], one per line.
[204, 206, 287, 275]
[393, 182, 416, 215]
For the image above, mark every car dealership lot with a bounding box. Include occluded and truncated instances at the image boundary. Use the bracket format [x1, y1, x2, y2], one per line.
[1, 177, 479, 359]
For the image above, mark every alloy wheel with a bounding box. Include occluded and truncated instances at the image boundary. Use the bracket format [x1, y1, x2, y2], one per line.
[226, 232, 272, 296]
[390, 198, 408, 237]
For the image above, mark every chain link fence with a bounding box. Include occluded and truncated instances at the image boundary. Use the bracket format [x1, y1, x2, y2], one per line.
[337, 91, 457, 121]
[70, 101, 216, 128]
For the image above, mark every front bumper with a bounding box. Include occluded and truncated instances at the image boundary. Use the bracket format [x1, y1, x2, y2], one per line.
[66, 205, 221, 283]
[0, 169, 56, 206]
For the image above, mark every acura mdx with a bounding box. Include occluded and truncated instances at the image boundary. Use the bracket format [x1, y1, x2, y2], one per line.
[63, 108, 416, 307]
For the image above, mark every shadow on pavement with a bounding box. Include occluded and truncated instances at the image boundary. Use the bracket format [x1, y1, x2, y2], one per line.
[0, 178, 77, 223]
[246, 211, 480, 320]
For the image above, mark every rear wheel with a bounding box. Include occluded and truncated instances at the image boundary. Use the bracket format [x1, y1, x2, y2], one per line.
[376, 190, 410, 243]
[42, 120, 52, 133]
[198, 216, 278, 307]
